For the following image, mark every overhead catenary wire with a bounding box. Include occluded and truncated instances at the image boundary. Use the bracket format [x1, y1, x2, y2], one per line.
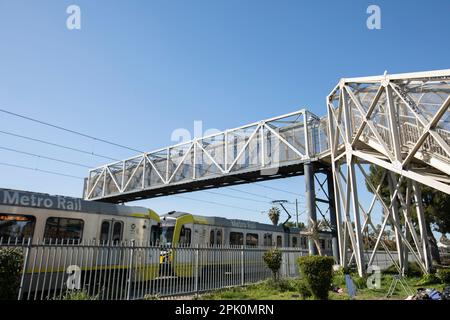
[0, 129, 119, 161]
[0, 108, 144, 153]
[0, 146, 92, 168]
[0, 160, 272, 213]
[173, 195, 266, 213]
[0, 108, 308, 204]
[0, 162, 84, 180]
[204, 189, 278, 205]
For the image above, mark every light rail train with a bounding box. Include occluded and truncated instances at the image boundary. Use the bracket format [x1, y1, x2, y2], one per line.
[0, 188, 333, 298]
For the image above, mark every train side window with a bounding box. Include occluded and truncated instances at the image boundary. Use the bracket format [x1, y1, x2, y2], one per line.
[263, 233, 272, 246]
[209, 230, 215, 246]
[216, 230, 222, 245]
[0, 214, 36, 241]
[276, 235, 282, 247]
[245, 233, 258, 247]
[112, 221, 123, 244]
[100, 221, 110, 243]
[292, 236, 298, 247]
[180, 227, 191, 246]
[44, 217, 84, 243]
[229, 232, 243, 246]
[301, 237, 307, 248]
[320, 239, 326, 250]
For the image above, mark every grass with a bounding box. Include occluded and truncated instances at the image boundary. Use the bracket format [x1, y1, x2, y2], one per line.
[200, 273, 447, 300]
[201, 279, 306, 300]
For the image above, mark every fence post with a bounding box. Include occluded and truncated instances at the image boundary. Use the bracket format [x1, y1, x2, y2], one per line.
[17, 237, 32, 300]
[126, 240, 135, 300]
[241, 245, 244, 286]
[194, 244, 199, 296]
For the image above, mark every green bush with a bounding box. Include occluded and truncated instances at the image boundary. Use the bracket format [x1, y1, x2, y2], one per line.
[437, 268, 450, 284]
[383, 262, 423, 277]
[332, 268, 346, 287]
[352, 276, 367, 290]
[0, 248, 24, 300]
[416, 273, 440, 286]
[297, 256, 334, 300]
[263, 249, 282, 281]
[296, 278, 312, 299]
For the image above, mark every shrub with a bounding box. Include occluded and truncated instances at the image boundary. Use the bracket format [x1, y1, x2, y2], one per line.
[297, 256, 334, 300]
[263, 249, 282, 281]
[332, 268, 346, 287]
[437, 268, 450, 284]
[352, 276, 367, 290]
[296, 278, 312, 299]
[416, 273, 440, 286]
[383, 262, 423, 277]
[0, 248, 24, 300]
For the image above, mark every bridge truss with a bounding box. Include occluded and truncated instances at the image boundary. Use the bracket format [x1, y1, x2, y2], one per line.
[328, 69, 450, 275]
[84, 69, 450, 276]
[84, 110, 330, 202]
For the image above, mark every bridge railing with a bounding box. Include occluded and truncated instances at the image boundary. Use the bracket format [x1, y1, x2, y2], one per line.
[84, 109, 328, 201]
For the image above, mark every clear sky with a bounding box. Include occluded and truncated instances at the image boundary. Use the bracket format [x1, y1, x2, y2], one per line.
[0, 0, 449, 228]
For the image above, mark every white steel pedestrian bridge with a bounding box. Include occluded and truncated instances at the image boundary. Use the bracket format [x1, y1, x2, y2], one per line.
[84, 110, 331, 202]
[84, 69, 450, 276]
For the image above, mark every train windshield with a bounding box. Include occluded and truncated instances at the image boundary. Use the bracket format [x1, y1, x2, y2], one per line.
[160, 226, 174, 245]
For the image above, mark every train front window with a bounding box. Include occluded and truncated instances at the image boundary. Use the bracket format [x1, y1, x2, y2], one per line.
[160, 226, 174, 245]
[0, 214, 35, 241]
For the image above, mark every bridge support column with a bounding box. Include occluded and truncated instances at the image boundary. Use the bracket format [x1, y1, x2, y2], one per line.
[327, 169, 339, 263]
[305, 162, 318, 255]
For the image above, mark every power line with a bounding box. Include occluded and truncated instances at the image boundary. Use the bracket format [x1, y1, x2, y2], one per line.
[252, 183, 306, 198]
[203, 190, 273, 205]
[0, 108, 307, 202]
[0, 129, 119, 161]
[174, 195, 265, 213]
[0, 108, 144, 153]
[0, 146, 92, 168]
[0, 162, 84, 180]
[227, 186, 281, 201]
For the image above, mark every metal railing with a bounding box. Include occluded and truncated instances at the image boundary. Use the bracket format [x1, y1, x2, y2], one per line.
[1, 238, 427, 300]
[1, 238, 312, 300]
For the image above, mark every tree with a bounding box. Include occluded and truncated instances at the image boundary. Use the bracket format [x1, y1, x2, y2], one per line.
[366, 165, 450, 264]
[268, 206, 280, 226]
[278, 221, 306, 229]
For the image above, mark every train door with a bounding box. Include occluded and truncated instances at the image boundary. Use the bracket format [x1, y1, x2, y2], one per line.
[209, 228, 223, 246]
[99, 219, 125, 270]
[100, 220, 123, 244]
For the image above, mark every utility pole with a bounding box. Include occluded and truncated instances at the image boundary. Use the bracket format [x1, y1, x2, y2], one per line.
[295, 198, 299, 228]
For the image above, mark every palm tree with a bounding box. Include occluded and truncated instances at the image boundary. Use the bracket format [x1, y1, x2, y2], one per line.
[268, 206, 280, 226]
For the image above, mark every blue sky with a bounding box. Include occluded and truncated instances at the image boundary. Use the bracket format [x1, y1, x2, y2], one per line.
[0, 0, 449, 228]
